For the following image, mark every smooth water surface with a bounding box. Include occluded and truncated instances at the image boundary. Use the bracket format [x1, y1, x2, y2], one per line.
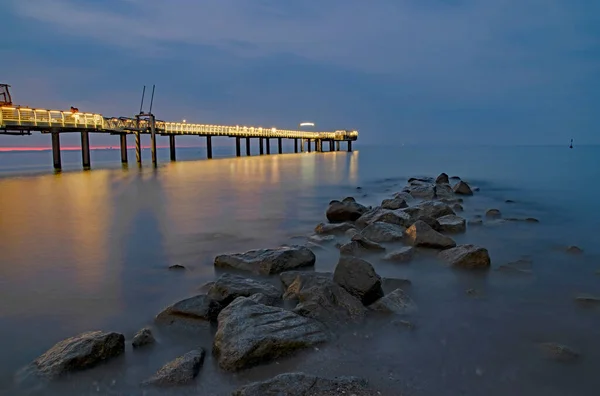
[0, 145, 599, 395]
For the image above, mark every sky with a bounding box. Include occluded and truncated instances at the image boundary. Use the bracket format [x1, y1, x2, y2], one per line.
[1, 0, 599, 149]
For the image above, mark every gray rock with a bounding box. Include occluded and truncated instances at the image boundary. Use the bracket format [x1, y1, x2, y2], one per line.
[345, 228, 360, 238]
[412, 215, 441, 231]
[452, 203, 464, 212]
[333, 256, 384, 305]
[412, 201, 455, 219]
[574, 294, 600, 306]
[538, 342, 579, 362]
[314, 222, 356, 235]
[232, 372, 369, 396]
[356, 207, 412, 229]
[404, 221, 456, 249]
[307, 234, 336, 244]
[326, 197, 368, 223]
[213, 298, 328, 371]
[437, 214, 467, 233]
[438, 244, 491, 269]
[339, 234, 386, 255]
[156, 294, 223, 328]
[207, 273, 281, 306]
[566, 245, 583, 254]
[280, 271, 333, 300]
[168, 264, 185, 270]
[392, 192, 413, 202]
[381, 197, 408, 210]
[214, 245, 316, 275]
[360, 221, 406, 243]
[497, 259, 533, 275]
[132, 327, 155, 348]
[434, 183, 455, 199]
[435, 173, 449, 184]
[453, 181, 473, 195]
[381, 277, 412, 292]
[17, 331, 125, 383]
[383, 246, 414, 262]
[369, 289, 417, 315]
[485, 209, 502, 219]
[142, 349, 205, 386]
[247, 293, 277, 306]
[468, 218, 483, 226]
[293, 282, 367, 326]
[407, 183, 436, 200]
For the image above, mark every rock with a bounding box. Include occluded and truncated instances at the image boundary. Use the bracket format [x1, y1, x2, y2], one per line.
[566, 245, 583, 254]
[453, 181, 473, 195]
[381, 277, 412, 292]
[369, 289, 417, 315]
[392, 192, 413, 202]
[168, 264, 185, 270]
[434, 183, 454, 199]
[525, 217, 540, 223]
[468, 218, 483, 226]
[349, 234, 386, 251]
[452, 203, 464, 212]
[413, 215, 441, 231]
[333, 256, 384, 305]
[437, 214, 467, 233]
[345, 228, 360, 238]
[360, 221, 406, 243]
[231, 372, 369, 396]
[247, 293, 276, 305]
[438, 244, 491, 269]
[326, 197, 368, 223]
[314, 222, 356, 235]
[411, 201, 455, 219]
[407, 183, 435, 200]
[280, 271, 333, 300]
[142, 349, 205, 386]
[132, 327, 155, 348]
[440, 197, 463, 204]
[207, 273, 281, 306]
[17, 331, 125, 383]
[213, 297, 328, 371]
[293, 282, 367, 326]
[538, 342, 579, 362]
[307, 234, 336, 244]
[505, 199, 515, 203]
[450, 176, 461, 180]
[574, 294, 600, 306]
[435, 173, 450, 184]
[408, 177, 434, 183]
[485, 209, 502, 219]
[356, 207, 412, 229]
[214, 245, 316, 275]
[497, 259, 533, 275]
[383, 246, 414, 262]
[404, 221, 456, 249]
[156, 294, 223, 327]
[381, 197, 408, 210]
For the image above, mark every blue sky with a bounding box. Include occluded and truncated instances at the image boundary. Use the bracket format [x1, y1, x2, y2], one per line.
[1, 0, 599, 148]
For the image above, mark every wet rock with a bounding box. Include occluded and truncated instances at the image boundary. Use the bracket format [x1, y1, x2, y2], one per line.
[468, 218, 483, 226]
[293, 282, 367, 326]
[314, 222, 356, 235]
[538, 342, 579, 362]
[156, 294, 223, 326]
[438, 244, 491, 269]
[369, 289, 417, 315]
[497, 259, 533, 275]
[232, 372, 369, 396]
[333, 256, 384, 305]
[525, 217, 540, 223]
[339, 234, 386, 256]
[450, 176, 461, 180]
[437, 214, 467, 234]
[142, 349, 205, 386]
[356, 207, 412, 229]
[404, 221, 456, 249]
[326, 197, 368, 223]
[280, 271, 333, 300]
[485, 209, 502, 219]
[207, 273, 281, 306]
[412, 215, 441, 231]
[566, 245, 583, 254]
[383, 246, 414, 262]
[360, 221, 406, 243]
[453, 181, 473, 195]
[412, 201, 455, 219]
[345, 228, 360, 238]
[168, 264, 186, 270]
[213, 297, 328, 371]
[307, 234, 336, 244]
[132, 327, 155, 348]
[506, 199, 515, 203]
[392, 191, 413, 202]
[214, 245, 316, 275]
[574, 294, 600, 306]
[407, 183, 436, 200]
[452, 203, 464, 212]
[247, 293, 276, 305]
[435, 173, 450, 184]
[17, 331, 125, 383]
[434, 183, 455, 199]
[381, 277, 412, 292]
[408, 177, 434, 183]
[381, 197, 408, 210]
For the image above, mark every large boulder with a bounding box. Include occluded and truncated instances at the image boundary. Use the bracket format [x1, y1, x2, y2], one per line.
[293, 282, 368, 326]
[213, 298, 328, 371]
[325, 197, 368, 223]
[17, 331, 125, 384]
[437, 214, 467, 233]
[438, 244, 491, 269]
[206, 273, 281, 306]
[360, 222, 406, 243]
[156, 295, 223, 327]
[314, 222, 356, 235]
[383, 246, 414, 262]
[434, 183, 454, 199]
[369, 289, 417, 315]
[333, 256, 384, 305]
[232, 372, 369, 396]
[214, 245, 315, 275]
[356, 207, 412, 229]
[404, 221, 456, 249]
[435, 173, 450, 184]
[381, 197, 408, 210]
[406, 183, 436, 200]
[412, 201, 455, 219]
[453, 181, 473, 195]
[280, 271, 333, 300]
[142, 349, 205, 386]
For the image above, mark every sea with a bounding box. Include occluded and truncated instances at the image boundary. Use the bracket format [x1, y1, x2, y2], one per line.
[0, 144, 598, 395]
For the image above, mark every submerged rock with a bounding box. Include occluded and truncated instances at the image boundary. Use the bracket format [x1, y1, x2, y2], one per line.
[435, 173, 450, 184]
[381, 277, 412, 293]
[381, 197, 408, 210]
[404, 221, 456, 249]
[383, 246, 414, 262]
[214, 245, 315, 275]
[155, 294, 223, 327]
[17, 331, 125, 383]
[468, 218, 483, 226]
[369, 289, 417, 315]
[333, 256, 384, 305]
[207, 273, 281, 307]
[326, 197, 368, 223]
[574, 294, 600, 306]
[314, 222, 356, 235]
[142, 349, 205, 386]
[168, 264, 186, 270]
[538, 342, 579, 362]
[132, 327, 155, 348]
[232, 372, 369, 396]
[485, 209, 502, 219]
[360, 221, 406, 243]
[566, 245, 583, 254]
[453, 181, 473, 195]
[438, 244, 491, 269]
[437, 214, 467, 233]
[213, 298, 328, 371]
[497, 259, 533, 275]
[452, 203, 464, 212]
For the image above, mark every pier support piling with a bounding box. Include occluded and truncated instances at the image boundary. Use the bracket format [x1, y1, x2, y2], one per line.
[120, 134, 128, 163]
[300, 139, 305, 152]
[206, 136, 213, 159]
[259, 138, 264, 155]
[51, 132, 61, 171]
[308, 140, 312, 153]
[336, 141, 340, 151]
[347, 141, 353, 152]
[246, 137, 251, 156]
[278, 138, 283, 154]
[294, 138, 298, 153]
[328, 140, 333, 152]
[169, 135, 176, 161]
[135, 132, 141, 164]
[80, 131, 91, 169]
[266, 139, 271, 154]
[150, 127, 157, 167]
[235, 137, 241, 157]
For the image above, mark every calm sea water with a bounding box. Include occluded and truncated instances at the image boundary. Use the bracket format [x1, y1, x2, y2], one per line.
[0, 145, 599, 395]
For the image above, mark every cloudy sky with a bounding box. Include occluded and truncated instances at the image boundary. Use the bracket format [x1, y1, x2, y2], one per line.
[2, 0, 599, 148]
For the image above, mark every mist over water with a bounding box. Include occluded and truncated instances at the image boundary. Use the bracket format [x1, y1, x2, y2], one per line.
[0, 145, 599, 395]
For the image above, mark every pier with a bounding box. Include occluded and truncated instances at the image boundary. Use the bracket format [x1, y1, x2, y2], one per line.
[0, 106, 358, 170]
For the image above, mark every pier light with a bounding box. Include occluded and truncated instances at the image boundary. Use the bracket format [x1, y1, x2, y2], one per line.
[182, 119, 186, 123]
